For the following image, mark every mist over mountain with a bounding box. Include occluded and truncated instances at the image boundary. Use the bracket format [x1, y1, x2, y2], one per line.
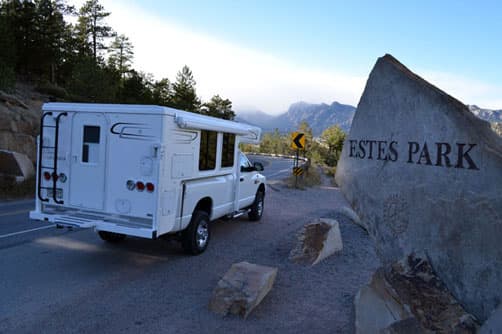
[236, 101, 356, 136]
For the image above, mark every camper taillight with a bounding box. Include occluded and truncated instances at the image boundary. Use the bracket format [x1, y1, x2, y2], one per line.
[136, 181, 145, 191]
[146, 182, 154, 192]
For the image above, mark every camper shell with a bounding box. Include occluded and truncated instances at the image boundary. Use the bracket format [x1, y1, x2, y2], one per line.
[30, 103, 266, 253]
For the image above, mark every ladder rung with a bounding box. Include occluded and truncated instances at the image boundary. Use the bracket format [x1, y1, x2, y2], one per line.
[43, 125, 56, 128]
[41, 166, 55, 169]
[42, 146, 55, 149]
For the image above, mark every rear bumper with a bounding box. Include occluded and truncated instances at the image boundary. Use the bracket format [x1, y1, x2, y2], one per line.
[30, 209, 156, 239]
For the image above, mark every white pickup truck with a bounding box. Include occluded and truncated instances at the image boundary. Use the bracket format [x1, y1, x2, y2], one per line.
[30, 103, 266, 254]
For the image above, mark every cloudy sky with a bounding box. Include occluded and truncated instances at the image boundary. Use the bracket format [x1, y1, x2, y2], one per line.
[71, 0, 502, 114]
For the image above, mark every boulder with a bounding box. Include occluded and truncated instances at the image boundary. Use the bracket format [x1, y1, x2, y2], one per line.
[289, 218, 343, 265]
[208, 261, 277, 318]
[480, 304, 502, 334]
[0, 150, 35, 182]
[334, 205, 366, 231]
[335, 54, 502, 321]
[354, 269, 412, 334]
[355, 254, 478, 334]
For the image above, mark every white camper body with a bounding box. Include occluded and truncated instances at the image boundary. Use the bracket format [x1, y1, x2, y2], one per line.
[30, 103, 266, 253]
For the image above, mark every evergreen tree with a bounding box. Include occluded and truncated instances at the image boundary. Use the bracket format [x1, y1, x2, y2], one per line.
[201, 94, 236, 120]
[0, 6, 16, 89]
[77, 0, 113, 62]
[107, 34, 133, 80]
[297, 121, 314, 158]
[33, 0, 71, 83]
[119, 70, 153, 104]
[151, 78, 172, 106]
[171, 65, 200, 112]
[320, 125, 346, 166]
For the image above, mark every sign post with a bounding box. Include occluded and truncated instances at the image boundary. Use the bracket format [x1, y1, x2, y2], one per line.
[291, 132, 305, 188]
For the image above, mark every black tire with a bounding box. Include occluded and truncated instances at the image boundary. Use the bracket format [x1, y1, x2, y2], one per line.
[182, 210, 211, 255]
[98, 231, 126, 243]
[248, 191, 264, 221]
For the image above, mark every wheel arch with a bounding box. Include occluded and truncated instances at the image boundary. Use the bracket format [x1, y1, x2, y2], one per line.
[258, 183, 265, 195]
[194, 196, 213, 218]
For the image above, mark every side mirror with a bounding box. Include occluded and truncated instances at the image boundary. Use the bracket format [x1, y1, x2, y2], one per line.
[253, 162, 264, 172]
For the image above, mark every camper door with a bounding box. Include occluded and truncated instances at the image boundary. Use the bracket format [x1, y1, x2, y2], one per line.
[70, 113, 107, 209]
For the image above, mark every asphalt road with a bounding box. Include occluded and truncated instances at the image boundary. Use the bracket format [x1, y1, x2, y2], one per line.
[0, 156, 378, 333]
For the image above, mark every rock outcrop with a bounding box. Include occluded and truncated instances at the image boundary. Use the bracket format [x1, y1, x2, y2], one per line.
[289, 218, 343, 265]
[336, 54, 502, 322]
[355, 254, 478, 333]
[208, 261, 277, 318]
[0, 85, 46, 162]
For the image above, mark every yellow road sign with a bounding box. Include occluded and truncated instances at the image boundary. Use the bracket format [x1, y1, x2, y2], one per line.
[292, 167, 303, 176]
[291, 132, 305, 150]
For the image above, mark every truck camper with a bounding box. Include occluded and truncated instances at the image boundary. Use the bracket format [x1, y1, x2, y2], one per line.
[30, 103, 266, 254]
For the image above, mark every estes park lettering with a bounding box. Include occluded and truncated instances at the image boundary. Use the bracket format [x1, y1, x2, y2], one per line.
[348, 140, 479, 170]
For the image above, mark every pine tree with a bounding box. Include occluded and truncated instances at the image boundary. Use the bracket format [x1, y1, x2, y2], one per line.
[171, 65, 200, 112]
[33, 0, 71, 83]
[77, 0, 113, 62]
[0, 10, 16, 89]
[320, 125, 346, 166]
[201, 95, 236, 120]
[108, 34, 133, 80]
[151, 78, 172, 106]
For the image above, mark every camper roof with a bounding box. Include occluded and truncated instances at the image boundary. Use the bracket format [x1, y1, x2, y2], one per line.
[43, 103, 261, 143]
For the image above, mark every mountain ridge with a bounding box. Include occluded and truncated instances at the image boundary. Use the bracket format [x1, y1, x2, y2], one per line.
[236, 101, 356, 136]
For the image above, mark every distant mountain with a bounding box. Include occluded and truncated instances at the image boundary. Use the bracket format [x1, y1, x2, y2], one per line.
[236, 101, 356, 136]
[468, 105, 502, 123]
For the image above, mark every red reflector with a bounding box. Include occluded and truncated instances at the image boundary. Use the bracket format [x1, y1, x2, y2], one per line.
[52, 172, 58, 181]
[44, 171, 51, 180]
[146, 182, 154, 192]
[136, 181, 145, 191]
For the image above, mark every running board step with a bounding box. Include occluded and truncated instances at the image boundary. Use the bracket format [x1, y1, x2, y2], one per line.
[232, 209, 250, 219]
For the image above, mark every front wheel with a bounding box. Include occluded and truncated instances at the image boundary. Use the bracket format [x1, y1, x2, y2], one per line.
[182, 210, 211, 255]
[248, 191, 264, 221]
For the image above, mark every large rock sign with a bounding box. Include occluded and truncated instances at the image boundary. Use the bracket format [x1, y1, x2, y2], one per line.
[335, 54, 502, 321]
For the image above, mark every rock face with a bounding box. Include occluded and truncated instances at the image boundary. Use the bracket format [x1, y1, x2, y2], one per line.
[0, 86, 46, 162]
[208, 261, 277, 318]
[289, 218, 343, 265]
[480, 304, 502, 334]
[355, 254, 478, 334]
[335, 54, 502, 321]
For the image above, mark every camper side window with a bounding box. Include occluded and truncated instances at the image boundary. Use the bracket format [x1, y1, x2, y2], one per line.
[199, 130, 217, 170]
[82, 125, 100, 163]
[221, 133, 235, 168]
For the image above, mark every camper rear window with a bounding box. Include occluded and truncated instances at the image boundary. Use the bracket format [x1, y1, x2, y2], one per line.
[221, 133, 235, 168]
[82, 125, 100, 163]
[199, 130, 217, 170]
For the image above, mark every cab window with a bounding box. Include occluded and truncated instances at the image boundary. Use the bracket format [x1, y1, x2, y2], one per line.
[221, 133, 235, 168]
[199, 130, 217, 170]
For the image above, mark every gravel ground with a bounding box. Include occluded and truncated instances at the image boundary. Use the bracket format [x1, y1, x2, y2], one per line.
[1, 173, 379, 334]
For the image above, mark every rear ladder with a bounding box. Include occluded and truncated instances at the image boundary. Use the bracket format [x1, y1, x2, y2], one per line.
[37, 111, 67, 204]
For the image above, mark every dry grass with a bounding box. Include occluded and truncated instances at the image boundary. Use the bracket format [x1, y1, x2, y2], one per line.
[285, 164, 321, 189]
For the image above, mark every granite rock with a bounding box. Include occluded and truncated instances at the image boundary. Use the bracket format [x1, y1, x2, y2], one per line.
[289, 218, 343, 265]
[336, 54, 502, 321]
[208, 261, 277, 318]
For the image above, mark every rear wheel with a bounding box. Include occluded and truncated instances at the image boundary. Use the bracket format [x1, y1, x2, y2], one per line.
[248, 191, 264, 221]
[98, 231, 126, 243]
[182, 210, 211, 255]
